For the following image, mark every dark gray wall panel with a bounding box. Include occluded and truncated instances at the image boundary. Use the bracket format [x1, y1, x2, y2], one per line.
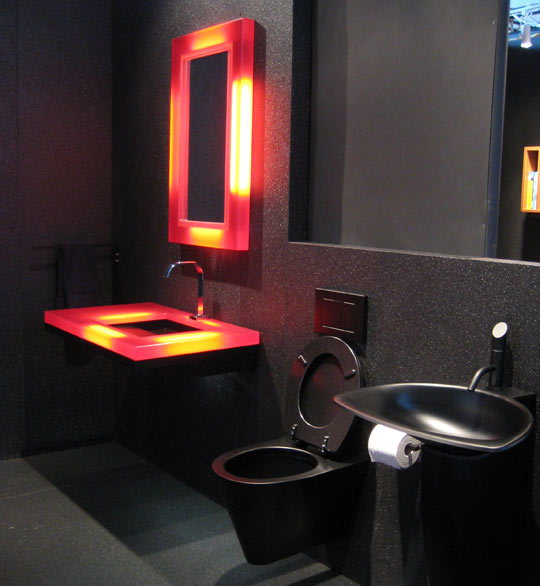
[18, 0, 112, 243]
[19, 0, 114, 452]
[0, 0, 115, 456]
[0, 0, 24, 459]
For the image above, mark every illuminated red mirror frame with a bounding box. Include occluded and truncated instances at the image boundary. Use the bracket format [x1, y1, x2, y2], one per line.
[169, 18, 255, 250]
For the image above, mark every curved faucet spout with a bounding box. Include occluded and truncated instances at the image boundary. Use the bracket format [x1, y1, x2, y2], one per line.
[163, 261, 205, 318]
[468, 365, 495, 392]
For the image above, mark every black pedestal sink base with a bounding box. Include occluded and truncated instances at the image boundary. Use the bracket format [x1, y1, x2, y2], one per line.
[421, 438, 534, 586]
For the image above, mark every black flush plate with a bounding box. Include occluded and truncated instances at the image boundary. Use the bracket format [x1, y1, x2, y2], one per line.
[314, 288, 367, 344]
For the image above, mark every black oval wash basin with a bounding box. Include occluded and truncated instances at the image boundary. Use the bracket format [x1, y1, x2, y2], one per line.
[334, 383, 533, 452]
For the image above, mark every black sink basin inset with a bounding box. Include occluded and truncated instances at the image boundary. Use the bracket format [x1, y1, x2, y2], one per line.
[335, 383, 533, 452]
[112, 319, 199, 336]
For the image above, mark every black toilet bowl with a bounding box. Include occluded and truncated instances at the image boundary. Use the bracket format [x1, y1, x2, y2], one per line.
[212, 437, 366, 564]
[212, 336, 367, 564]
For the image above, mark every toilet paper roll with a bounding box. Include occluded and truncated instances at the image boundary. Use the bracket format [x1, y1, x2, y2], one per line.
[368, 424, 422, 469]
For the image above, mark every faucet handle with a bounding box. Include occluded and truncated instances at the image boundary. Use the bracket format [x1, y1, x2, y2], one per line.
[491, 322, 508, 351]
[488, 322, 508, 390]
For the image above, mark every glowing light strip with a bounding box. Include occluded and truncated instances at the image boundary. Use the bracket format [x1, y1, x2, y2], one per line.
[189, 227, 224, 247]
[238, 79, 253, 195]
[230, 78, 253, 196]
[99, 311, 153, 322]
[169, 96, 175, 190]
[192, 29, 226, 52]
[153, 331, 219, 344]
[86, 325, 126, 338]
[83, 324, 126, 351]
[230, 80, 239, 194]
[197, 318, 222, 327]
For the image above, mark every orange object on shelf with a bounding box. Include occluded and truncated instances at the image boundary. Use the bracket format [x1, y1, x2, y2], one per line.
[521, 147, 540, 213]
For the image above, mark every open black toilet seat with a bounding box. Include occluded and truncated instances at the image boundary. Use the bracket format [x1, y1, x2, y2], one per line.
[283, 336, 361, 454]
[212, 336, 366, 565]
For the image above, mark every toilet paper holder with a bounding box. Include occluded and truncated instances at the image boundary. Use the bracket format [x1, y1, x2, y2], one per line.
[367, 424, 423, 469]
[405, 442, 422, 455]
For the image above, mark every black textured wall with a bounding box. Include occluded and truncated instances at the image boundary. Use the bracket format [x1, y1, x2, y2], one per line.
[112, 1, 540, 584]
[112, 0, 291, 485]
[0, 0, 115, 457]
[286, 244, 540, 584]
[0, 0, 24, 458]
[2, 0, 539, 584]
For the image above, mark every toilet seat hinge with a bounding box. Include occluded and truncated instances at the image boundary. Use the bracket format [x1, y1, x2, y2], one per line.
[320, 435, 330, 455]
[290, 423, 299, 441]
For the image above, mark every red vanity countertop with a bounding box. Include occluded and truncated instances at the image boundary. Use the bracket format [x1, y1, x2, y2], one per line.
[45, 302, 260, 362]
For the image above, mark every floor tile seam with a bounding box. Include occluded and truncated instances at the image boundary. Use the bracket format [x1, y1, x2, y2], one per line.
[0, 486, 57, 503]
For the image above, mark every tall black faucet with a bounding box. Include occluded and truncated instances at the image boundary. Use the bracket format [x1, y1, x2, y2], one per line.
[467, 322, 508, 392]
[488, 321, 508, 389]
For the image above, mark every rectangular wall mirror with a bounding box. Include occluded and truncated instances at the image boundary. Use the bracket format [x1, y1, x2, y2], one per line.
[289, 0, 508, 259]
[169, 18, 255, 250]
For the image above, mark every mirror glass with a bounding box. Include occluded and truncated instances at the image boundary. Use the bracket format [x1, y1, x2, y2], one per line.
[290, 0, 525, 260]
[497, 1, 540, 262]
[187, 52, 228, 223]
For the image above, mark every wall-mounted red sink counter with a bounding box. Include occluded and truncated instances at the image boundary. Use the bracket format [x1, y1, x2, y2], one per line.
[45, 302, 260, 371]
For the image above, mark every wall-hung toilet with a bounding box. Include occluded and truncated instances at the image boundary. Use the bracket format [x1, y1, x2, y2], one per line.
[212, 336, 368, 565]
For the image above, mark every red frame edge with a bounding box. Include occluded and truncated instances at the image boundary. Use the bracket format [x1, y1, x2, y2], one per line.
[169, 18, 255, 250]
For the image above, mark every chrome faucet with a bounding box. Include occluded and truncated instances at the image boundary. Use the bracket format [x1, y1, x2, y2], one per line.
[467, 322, 508, 392]
[163, 261, 206, 319]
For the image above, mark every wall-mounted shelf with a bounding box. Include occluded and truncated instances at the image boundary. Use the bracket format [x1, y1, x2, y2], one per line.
[521, 147, 540, 213]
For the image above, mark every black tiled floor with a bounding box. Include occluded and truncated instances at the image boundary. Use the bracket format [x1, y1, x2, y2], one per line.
[0, 442, 356, 585]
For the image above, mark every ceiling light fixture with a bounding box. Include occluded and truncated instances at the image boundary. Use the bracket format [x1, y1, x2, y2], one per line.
[522, 24, 533, 47]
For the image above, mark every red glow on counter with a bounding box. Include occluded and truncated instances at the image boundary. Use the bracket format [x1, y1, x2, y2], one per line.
[154, 331, 223, 356]
[98, 311, 153, 322]
[45, 302, 259, 362]
[84, 324, 126, 350]
[169, 18, 255, 250]
[197, 318, 221, 327]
